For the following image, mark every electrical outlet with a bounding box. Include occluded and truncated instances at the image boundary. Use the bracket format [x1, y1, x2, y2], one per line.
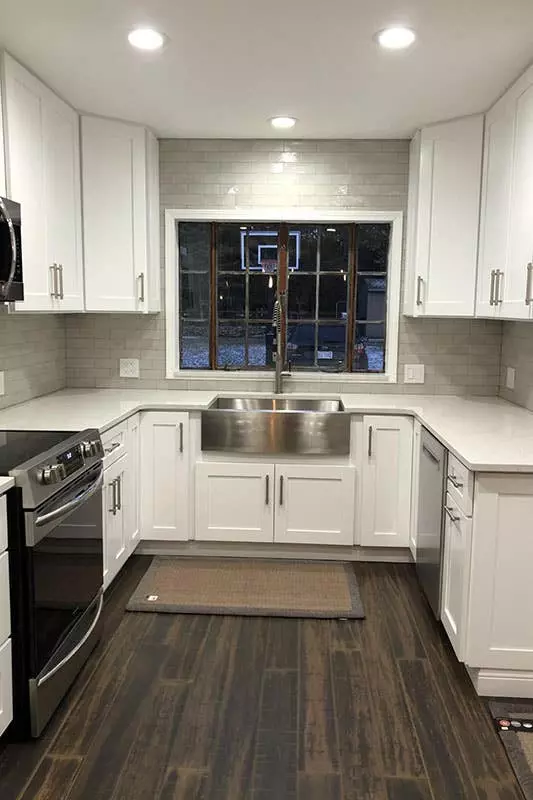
[119, 358, 140, 379]
[0, 372, 5, 396]
[404, 364, 425, 384]
[506, 366, 515, 390]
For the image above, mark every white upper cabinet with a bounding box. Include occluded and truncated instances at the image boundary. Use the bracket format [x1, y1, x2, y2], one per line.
[2, 53, 83, 311]
[404, 115, 483, 318]
[477, 65, 533, 320]
[360, 415, 413, 547]
[81, 116, 160, 313]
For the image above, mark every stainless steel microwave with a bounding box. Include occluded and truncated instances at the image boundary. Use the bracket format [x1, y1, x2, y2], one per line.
[0, 197, 23, 302]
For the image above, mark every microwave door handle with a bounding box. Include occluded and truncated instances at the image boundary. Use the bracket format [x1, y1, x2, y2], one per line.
[34, 468, 104, 531]
[0, 197, 17, 298]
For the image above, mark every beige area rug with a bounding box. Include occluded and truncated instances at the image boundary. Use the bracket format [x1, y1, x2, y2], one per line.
[126, 556, 365, 619]
[490, 701, 533, 800]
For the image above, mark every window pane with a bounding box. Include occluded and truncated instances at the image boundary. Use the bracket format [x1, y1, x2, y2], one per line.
[249, 274, 276, 320]
[320, 225, 350, 271]
[357, 223, 391, 272]
[180, 321, 209, 369]
[319, 274, 348, 319]
[178, 222, 210, 272]
[287, 323, 315, 367]
[288, 275, 316, 319]
[180, 273, 210, 320]
[248, 324, 274, 368]
[246, 224, 280, 271]
[318, 324, 346, 370]
[289, 225, 318, 272]
[217, 275, 245, 319]
[356, 275, 387, 321]
[217, 323, 245, 368]
[217, 223, 243, 271]
[353, 322, 385, 373]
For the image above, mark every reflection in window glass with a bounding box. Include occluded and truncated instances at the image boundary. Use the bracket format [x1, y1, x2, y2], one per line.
[288, 275, 317, 319]
[318, 324, 346, 371]
[286, 323, 315, 368]
[320, 225, 350, 271]
[357, 223, 391, 272]
[319, 274, 348, 320]
[354, 322, 385, 372]
[217, 275, 245, 319]
[248, 325, 274, 368]
[217, 323, 246, 368]
[178, 222, 210, 272]
[356, 275, 386, 321]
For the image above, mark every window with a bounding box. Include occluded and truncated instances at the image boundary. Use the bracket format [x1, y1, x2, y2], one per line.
[169, 211, 402, 380]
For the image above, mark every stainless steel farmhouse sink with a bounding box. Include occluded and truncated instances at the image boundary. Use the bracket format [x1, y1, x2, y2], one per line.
[201, 396, 349, 455]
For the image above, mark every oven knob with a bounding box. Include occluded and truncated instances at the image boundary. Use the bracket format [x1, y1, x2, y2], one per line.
[82, 440, 101, 457]
[38, 464, 66, 485]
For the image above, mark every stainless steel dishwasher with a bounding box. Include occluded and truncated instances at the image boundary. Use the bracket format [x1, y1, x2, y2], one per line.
[415, 427, 447, 618]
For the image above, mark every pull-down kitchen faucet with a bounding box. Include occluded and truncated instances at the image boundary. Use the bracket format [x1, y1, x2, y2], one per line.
[273, 294, 291, 394]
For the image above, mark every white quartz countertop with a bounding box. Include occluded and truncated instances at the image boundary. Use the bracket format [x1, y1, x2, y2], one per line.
[0, 476, 15, 494]
[0, 389, 532, 472]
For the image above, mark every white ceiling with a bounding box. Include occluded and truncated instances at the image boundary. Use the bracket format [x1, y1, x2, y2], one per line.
[1, 0, 533, 139]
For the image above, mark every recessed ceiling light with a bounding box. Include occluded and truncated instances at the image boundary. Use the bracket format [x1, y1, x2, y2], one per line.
[128, 27, 165, 51]
[270, 116, 297, 130]
[376, 26, 416, 50]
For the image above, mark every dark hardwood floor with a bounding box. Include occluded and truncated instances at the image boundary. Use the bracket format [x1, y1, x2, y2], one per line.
[0, 556, 523, 800]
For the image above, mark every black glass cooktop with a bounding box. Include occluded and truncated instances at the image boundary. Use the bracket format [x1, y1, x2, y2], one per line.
[0, 430, 75, 474]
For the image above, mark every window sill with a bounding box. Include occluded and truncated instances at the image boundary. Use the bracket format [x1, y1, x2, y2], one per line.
[167, 369, 397, 384]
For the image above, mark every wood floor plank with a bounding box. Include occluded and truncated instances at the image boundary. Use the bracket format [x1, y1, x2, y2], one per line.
[158, 769, 209, 800]
[252, 670, 298, 799]
[356, 565, 425, 779]
[297, 772, 342, 800]
[330, 648, 386, 800]
[63, 642, 170, 800]
[385, 777, 433, 800]
[17, 756, 81, 800]
[161, 615, 213, 681]
[475, 781, 526, 800]
[398, 658, 478, 800]
[110, 681, 189, 800]
[164, 616, 242, 772]
[396, 564, 523, 792]
[328, 618, 362, 652]
[299, 620, 339, 775]
[203, 617, 269, 799]
[265, 618, 299, 669]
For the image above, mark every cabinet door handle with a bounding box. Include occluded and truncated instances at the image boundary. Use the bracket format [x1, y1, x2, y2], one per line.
[104, 441, 121, 455]
[416, 275, 423, 306]
[116, 475, 122, 511]
[179, 422, 184, 453]
[444, 505, 460, 523]
[368, 425, 373, 458]
[495, 269, 503, 304]
[449, 473, 464, 490]
[137, 273, 145, 303]
[526, 263, 533, 306]
[265, 474, 270, 506]
[110, 479, 117, 515]
[57, 264, 64, 299]
[50, 264, 58, 298]
[489, 269, 496, 306]
[279, 475, 284, 506]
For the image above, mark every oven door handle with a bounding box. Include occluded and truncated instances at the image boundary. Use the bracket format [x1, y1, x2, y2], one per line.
[0, 197, 17, 299]
[35, 467, 104, 528]
[37, 592, 104, 687]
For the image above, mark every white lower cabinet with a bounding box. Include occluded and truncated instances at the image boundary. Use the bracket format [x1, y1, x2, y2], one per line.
[360, 416, 413, 547]
[195, 462, 356, 546]
[441, 494, 472, 661]
[465, 474, 533, 670]
[126, 414, 140, 554]
[195, 463, 275, 543]
[275, 464, 355, 545]
[0, 639, 13, 737]
[140, 412, 189, 541]
[103, 455, 128, 590]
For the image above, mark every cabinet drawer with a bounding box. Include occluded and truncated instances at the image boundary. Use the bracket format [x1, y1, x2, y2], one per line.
[0, 552, 9, 645]
[0, 495, 7, 554]
[0, 638, 13, 737]
[101, 421, 128, 467]
[447, 453, 473, 516]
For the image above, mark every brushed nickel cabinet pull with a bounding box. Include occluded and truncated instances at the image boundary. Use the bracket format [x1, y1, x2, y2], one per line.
[137, 273, 145, 303]
[279, 475, 284, 506]
[495, 269, 503, 304]
[368, 425, 373, 458]
[50, 264, 58, 298]
[179, 422, 184, 453]
[489, 270, 496, 306]
[526, 263, 533, 306]
[116, 475, 122, 511]
[416, 275, 423, 306]
[265, 474, 269, 505]
[57, 264, 64, 299]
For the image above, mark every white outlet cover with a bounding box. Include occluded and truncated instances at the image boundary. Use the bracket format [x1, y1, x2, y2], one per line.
[119, 358, 140, 379]
[404, 364, 425, 384]
[506, 366, 515, 390]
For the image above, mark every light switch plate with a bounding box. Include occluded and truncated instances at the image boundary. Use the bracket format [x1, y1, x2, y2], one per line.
[404, 364, 425, 384]
[506, 366, 515, 390]
[119, 358, 140, 379]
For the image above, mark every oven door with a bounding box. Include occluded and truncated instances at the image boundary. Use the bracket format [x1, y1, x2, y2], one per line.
[0, 197, 23, 302]
[24, 463, 104, 734]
